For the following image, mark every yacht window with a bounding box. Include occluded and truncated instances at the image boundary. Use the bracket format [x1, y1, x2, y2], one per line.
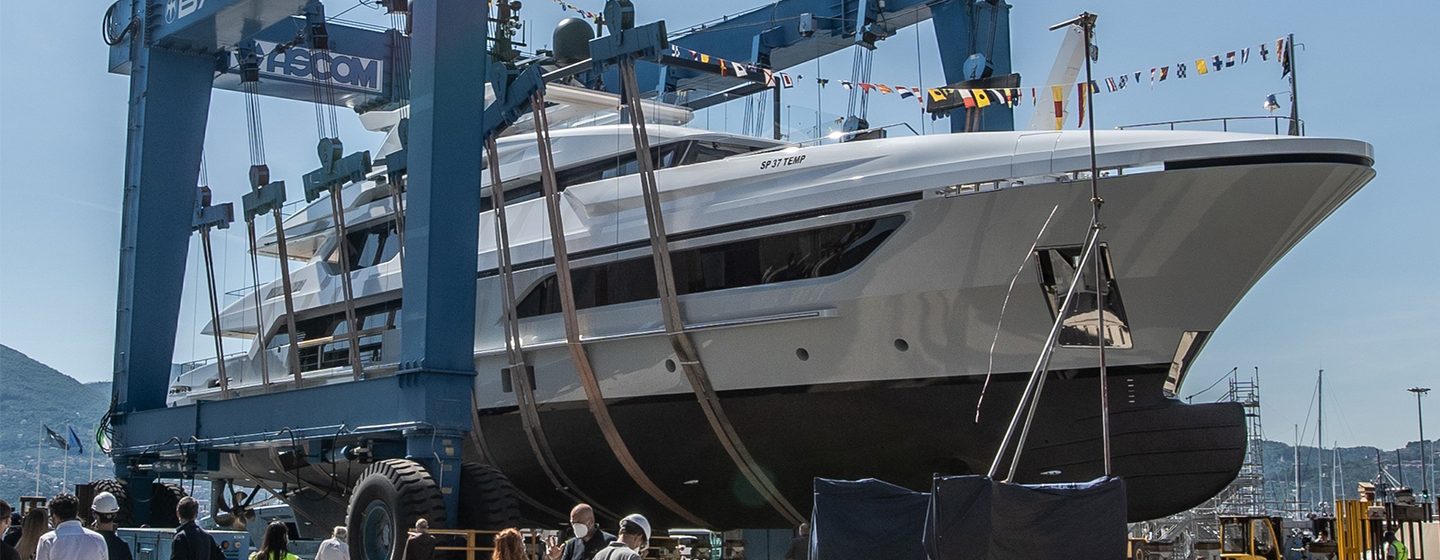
[515, 215, 904, 318]
[679, 141, 754, 164]
[479, 143, 690, 212]
[268, 300, 402, 372]
[327, 220, 400, 271]
[1034, 244, 1134, 349]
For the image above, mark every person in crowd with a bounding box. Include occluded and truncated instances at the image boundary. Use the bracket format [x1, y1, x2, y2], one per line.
[89, 494, 130, 560]
[16, 507, 48, 560]
[1, 501, 19, 560]
[591, 514, 649, 560]
[400, 519, 435, 560]
[1384, 530, 1409, 560]
[544, 504, 613, 560]
[35, 494, 107, 560]
[783, 523, 809, 560]
[314, 527, 348, 560]
[171, 498, 222, 560]
[490, 529, 524, 560]
[3, 511, 21, 548]
[249, 522, 298, 560]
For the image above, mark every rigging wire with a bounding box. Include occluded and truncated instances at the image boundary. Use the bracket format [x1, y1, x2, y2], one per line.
[973, 205, 1058, 424]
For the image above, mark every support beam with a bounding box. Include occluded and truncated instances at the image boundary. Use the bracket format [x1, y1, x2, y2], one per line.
[399, 0, 488, 526]
[112, 43, 217, 415]
[398, 0, 486, 376]
[932, 0, 1014, 133]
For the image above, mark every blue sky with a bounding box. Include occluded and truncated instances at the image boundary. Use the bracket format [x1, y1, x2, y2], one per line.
[1, 1, 1436, 449]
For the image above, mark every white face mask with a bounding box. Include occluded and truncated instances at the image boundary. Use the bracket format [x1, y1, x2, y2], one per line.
[571, 523, 589, 539]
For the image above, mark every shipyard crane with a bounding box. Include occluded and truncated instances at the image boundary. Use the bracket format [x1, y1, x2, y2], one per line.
[98, 0, 1016, 546]
[107, 0, 1015, 133]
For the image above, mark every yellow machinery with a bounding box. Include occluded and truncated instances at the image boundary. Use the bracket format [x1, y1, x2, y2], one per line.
[1218, 515, 1284, 560]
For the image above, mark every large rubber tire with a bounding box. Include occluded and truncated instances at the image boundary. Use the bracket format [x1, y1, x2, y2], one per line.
[89, 480, 187, 527]
[456, 463, 519, 530]
[149, 482, 187, 528]
[346, 460, 447, 560]
[91, 479, 131, 527]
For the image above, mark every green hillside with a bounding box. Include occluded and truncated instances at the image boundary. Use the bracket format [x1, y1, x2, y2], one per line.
[0, 344, 111, 500]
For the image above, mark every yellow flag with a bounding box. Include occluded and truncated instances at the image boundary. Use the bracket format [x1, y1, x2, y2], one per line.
[1051, 85, 1065, 130]
[927, 88, 946, 102]
[972, 89, 991, 107]
[1195, 58, 1208, 75]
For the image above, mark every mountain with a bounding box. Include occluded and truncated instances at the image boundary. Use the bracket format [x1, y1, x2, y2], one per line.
[0, 344, 111, 500]
[1256, 438, 1437, 509]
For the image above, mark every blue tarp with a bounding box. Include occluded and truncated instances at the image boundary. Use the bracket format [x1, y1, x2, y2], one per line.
[925, 476, 1127, 560]
[809, 476, 1127, 560]
[810, 478, 932, 560]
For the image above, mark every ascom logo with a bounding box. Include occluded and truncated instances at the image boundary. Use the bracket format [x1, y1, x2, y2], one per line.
[256, 42, 384, 93]
[164, 0, 204, 24]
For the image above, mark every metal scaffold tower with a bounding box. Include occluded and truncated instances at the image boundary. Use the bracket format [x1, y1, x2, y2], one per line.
[1216, 370, 1268, 516]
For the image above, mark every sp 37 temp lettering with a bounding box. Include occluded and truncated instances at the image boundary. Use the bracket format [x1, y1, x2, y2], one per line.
[759, 154, 807, 170]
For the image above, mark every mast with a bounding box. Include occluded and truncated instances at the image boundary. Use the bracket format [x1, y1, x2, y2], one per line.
[1333, 442, 1341, 504]
[1294, 424, 1302, 518]
[1317, 369, 1325, 510]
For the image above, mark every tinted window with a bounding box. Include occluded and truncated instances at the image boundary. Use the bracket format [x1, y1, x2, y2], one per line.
[479, 141, 721, 212]
[515, 216, 903, 318]
[328, 220, 399, 271]
[272, 300, 402, 372]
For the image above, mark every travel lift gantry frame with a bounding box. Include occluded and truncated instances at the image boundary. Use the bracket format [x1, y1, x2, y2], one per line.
[101, 0, 1016, 532]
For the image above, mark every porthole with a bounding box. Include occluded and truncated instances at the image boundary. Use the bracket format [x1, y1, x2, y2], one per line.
[894, 338, 910, 352]
[795, 348, 810, 361]
[665, 359, 677, 373]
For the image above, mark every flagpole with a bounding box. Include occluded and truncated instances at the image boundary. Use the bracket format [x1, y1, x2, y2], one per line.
[63, 423, 70, 493]
[1286, 33, 1300, 136]
[1081, 12, 1113, 479]
[35, 433, 43, 495]
[88, 427, 97, 483]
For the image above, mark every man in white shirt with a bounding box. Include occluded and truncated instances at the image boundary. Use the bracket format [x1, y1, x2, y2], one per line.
[35, 494, 107, 560]
[314, 527, 349, 560]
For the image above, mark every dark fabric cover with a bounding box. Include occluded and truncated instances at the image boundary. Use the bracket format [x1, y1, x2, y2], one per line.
[810, 478, 931, 560]
[924, 476, 1127, 560]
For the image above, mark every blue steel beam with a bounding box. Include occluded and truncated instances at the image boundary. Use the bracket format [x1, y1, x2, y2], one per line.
[111, 12, 219, 417]
[647, 0, 1014, 132]
[398, 0, 488, 524]
[932, 0, 1014, 132]
[107, 0, 223, 526]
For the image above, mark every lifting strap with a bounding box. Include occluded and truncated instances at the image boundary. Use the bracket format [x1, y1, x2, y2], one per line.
[616, 60, 805, 526]
[484, 135, 616, 520]
[193, 183, 235, 397]
[467, 391, 565, 521]
[529, 92, 709, 528]
[301, 0, 365, 381]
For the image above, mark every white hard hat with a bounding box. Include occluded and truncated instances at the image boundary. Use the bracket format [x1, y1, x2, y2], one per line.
[620, 513, 651, 542]
[92, 492, 121, 514]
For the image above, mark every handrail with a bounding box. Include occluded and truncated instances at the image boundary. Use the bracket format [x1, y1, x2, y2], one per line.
[1116, 115, 1304, 136]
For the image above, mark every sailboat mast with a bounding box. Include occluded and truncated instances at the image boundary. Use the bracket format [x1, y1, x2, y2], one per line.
[1294, 423, 1302, 518]
[1317, 369, 1324, 510]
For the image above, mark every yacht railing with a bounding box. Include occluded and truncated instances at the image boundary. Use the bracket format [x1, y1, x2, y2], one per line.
[1117, 115, 1304, 136]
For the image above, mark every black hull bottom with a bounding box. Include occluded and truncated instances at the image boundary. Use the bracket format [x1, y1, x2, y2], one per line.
[475, 363, 1245, 528]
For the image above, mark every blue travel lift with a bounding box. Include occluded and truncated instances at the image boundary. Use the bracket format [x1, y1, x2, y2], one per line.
[99, 0, 1013, 553]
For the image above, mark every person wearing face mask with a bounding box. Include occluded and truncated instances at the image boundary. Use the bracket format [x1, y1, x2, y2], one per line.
[544, 505, 613, 560]
[591, 514, 649, 560]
